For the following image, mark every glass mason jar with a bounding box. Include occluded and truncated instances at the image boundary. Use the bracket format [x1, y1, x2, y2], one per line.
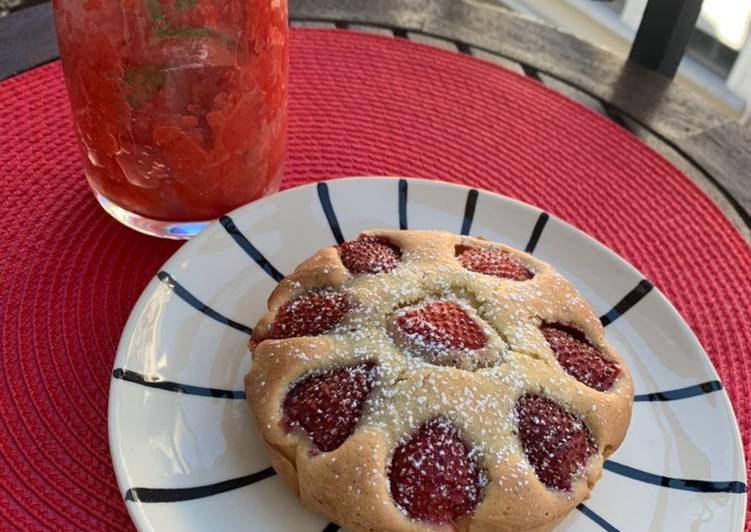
[52, 0, 288, 238]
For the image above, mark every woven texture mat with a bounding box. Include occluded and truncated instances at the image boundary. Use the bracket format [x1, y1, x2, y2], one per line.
[1, 28, 750, 529]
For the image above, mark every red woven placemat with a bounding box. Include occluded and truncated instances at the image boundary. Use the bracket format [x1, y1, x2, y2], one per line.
[1, 28, 750, 530]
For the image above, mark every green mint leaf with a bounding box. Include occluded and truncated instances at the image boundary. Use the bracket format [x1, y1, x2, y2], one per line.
[174, 0, 198, 11]
[124, 66, 166, 109]
[155, 26, 236, 48]
[145, 0, 163, 21]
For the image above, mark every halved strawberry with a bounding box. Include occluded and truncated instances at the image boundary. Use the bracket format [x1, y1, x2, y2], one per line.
[338, 235, 401, 274]
[541, 322, 620, 392]
[394, 301, 486, 352]
[515, 394, 596, 491]
[282, 362, 378, 452]
[456, 246, 533, 281]
[389, 418, 484, 523]
[269, 291, 351, 339]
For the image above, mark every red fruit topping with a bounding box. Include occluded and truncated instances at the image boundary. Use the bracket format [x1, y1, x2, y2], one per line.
[456, 246, 533, 281]
[541, 323, 620, 391]
[515, 394, 596, 491]
[338, 235, 401, 274]
[282, 362, 378, 452]
[389, 418, 484, 523]
[395, 301, 487, 351]
[269, 291, 351, 339]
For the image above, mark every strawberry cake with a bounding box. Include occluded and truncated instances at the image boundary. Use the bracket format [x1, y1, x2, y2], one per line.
[246, 230, 632, 531]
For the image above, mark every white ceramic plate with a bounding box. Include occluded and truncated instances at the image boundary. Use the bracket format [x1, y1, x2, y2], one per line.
[109, 177, 747, 532]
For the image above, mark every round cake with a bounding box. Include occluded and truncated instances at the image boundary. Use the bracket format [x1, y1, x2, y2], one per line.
[246, 229, 633, 531]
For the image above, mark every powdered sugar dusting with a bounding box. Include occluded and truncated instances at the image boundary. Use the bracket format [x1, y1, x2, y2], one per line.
[456, 245, 534, 281]
[515, 394, 596, 491]
[268, 290, 351, 339]
[338, 235, 401, 274]
[389, 417, 486, 523]
[541, 322, 620, 391]
[282, 361, 378, 452]
[249, 230, 631, 526]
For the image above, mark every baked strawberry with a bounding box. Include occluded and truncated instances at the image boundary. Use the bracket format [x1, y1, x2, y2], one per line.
[395, 301, 486, 352]
[515, 394, 596, 491]
[338, 235, 401, 274]
[541, 323, 620, 391]
[389, 418, 484, 523]
[282, 362, 378, 452]
[269, 291, 351, 339]
[456, 246, 533, 281]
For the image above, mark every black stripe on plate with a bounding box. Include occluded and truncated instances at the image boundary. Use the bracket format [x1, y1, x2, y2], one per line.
[600, 279, 654, 326]
[634, 380, 723, 402]
[125, 468, 276, 503]
[321, 524, 340, 532]
[219, 216, 285, 282]
[398, 179, 408, 229]
[112, 368, 246, 399]
[317, 182, 345, 244]
[603, 461, 747, 494]
[460, 188, 479, 235]
[157, 271, 252, 334]
[524, 212, 549, 254]
[577, 504, 619, 532]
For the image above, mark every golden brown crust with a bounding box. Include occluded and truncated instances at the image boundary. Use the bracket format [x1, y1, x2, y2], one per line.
[245, 230, 633, 531]
[264, 440, 299, 495]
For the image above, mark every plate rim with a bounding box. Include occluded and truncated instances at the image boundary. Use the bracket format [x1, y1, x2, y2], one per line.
[108, 175, 748, 531]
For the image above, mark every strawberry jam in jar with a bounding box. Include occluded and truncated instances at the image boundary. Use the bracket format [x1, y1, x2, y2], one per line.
[53, 0, 288, 238]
